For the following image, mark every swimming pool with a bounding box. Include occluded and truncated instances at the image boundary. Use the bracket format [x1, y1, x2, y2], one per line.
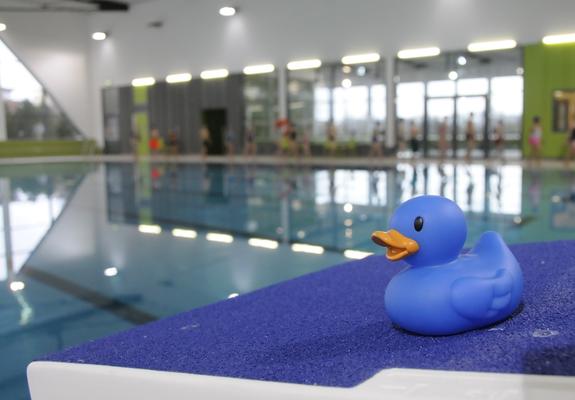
[1, 161, 574, 399]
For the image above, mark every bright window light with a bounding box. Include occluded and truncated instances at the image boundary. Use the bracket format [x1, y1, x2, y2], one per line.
[9, 281, 25, 292]
[248, 238, 279, 249]
[287, 59, 322, 71]
[0, 23, 6, 32]
[92, 31, 107, 41]
[138, 224, 162, 234]
[468, 39, 517, 52]
[104, 267, 118, 277]
[542, 33, 575, 45]
[344, 249, 374, 260]
[219, 6, 236, 16]
[172, 228, 197, 239]
[291, 243, 324, 255]
[397, 47, 440, 59]
[131, 77, 156, 87]
[341, 53, 381, 65]
[243, 64, 275, 75]
[166, 73, 192, 84]
[200, 69, 229, 79]
[206, 232, 234, 243]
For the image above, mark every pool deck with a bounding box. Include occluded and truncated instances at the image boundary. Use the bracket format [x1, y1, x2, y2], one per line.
[0, 154, 571, 170]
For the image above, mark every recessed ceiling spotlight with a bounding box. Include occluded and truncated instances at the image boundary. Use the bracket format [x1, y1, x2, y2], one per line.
[341, 78, 352, 88]
[92, 31, 107, 41]
[219, 6, 236, 16]
[448, 70, 459, 81]
[457, 56, 467, 66]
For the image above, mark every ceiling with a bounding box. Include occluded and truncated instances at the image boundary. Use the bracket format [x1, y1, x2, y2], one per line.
[0, 0, 154, 12]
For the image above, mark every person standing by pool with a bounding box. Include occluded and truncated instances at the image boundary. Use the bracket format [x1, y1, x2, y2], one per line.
[325, 122, 337, 157]
[244, 125, 257, 156]
[369, 121, 383, 157]
[200, 124, 211, 159]
[438, 116, 449, 159]
[465, 112, 476, 161]
[565, 119, 575, 165]
[528, 116, 543, 163]
[409, 120, 420, 157]
[493, 119, 505, 159]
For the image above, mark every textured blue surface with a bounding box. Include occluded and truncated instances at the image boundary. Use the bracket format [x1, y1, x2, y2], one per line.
[40, 241, 575, 388]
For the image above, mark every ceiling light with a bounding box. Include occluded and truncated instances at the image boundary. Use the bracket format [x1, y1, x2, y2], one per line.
[468, 39, 517, 52]
[0, 23, 7, 32]
[448, 71, 459, 81]
[344, 249, 374, 260]
[397, 47, 440, 59]
[219, 6, 236, 17]
[248, 238, 279, 249]
[131, 77, 156, 87]
[342, 65, 352, 74]
[138, 224, 162, 234]
[166, 73, 192, 84]
[243, 64, 275, 75]
[341, 52, 380, 65]
[457, 56, 467, 66]
[341, 78, 352, 88]
[172, 228, 197, 239]
[291, 243, 324, 255]
[92, 31, 107, 41]
[9, 281, 25, 292]
[542, 33, 575, 45]
[206, 232, 234, 243]
[104, 267, 118, 277]
[287, 59, 322, 71]
[200, 69, 229, 79]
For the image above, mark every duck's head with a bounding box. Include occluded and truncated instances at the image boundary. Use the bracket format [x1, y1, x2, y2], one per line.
[371, 195, 467, 267]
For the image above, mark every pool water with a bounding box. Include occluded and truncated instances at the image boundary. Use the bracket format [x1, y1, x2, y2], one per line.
[1, 161, 574, 399]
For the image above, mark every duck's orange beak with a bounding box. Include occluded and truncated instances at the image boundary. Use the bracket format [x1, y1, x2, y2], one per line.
[371, 230, 419, 261]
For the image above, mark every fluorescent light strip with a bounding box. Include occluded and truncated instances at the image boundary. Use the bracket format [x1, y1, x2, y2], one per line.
[243, 64, 275, 75]
[287, 59, 322, 71]
[200, 69, 229, 79]
[206, 232, 234, 243]
[344, 249, 374, 260]
[138, 224, 162, 234]
[92, 31, 107, 41]
[291, 243, 324, 255]
[542, 33, 575, 45]
[341, 53, 380, 65]
[0, 23, 7, 32]
[172, 228, 197, 239]
[468, 39, 517, 52]
[397, 47, 440, 59]
[248, 238, 279, 249]
[166, 73, 192, 83]
[131, 77, 156, 87]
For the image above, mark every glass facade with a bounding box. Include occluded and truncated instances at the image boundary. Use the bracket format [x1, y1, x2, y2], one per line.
[287, 61, 386, 143]
[396, 48, 523, 158]
[243, 73, 278, 141]
[0, 40, 82, 140]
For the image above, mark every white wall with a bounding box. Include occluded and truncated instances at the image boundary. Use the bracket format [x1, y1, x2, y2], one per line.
[0, 12, 93, 140]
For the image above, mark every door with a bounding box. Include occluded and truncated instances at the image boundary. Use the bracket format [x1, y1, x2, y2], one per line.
[202, 108, 227, 155]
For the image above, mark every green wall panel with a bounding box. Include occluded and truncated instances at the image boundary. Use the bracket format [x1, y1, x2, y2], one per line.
[0, 140, 97, 158]
[524, 43, 575, 158]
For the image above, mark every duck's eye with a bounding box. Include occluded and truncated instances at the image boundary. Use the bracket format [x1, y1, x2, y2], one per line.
[414, 216, 424, 232]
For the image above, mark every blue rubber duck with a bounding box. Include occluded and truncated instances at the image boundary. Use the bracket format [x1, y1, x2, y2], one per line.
[371, 195, 523, 335]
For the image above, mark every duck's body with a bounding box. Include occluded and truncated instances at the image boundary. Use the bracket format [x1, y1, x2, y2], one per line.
[372, 196, 523, 336]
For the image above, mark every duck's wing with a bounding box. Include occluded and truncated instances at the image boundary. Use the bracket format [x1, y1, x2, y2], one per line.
[450, 232, 517, 320]
[450, 269, 513, 320]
